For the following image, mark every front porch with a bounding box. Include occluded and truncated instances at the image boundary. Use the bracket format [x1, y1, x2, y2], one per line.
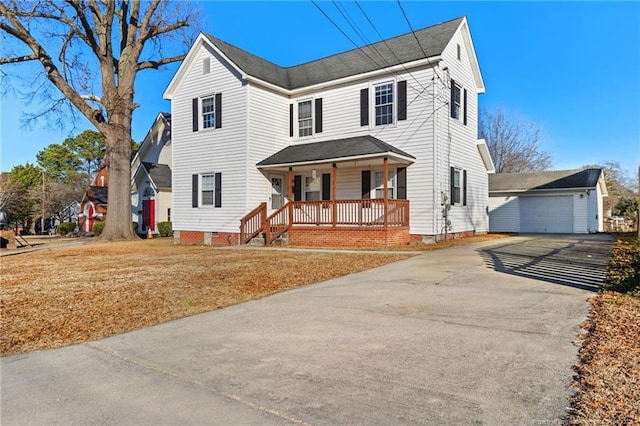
[243, 135, 416, 247]
[240, 199, 410, 246]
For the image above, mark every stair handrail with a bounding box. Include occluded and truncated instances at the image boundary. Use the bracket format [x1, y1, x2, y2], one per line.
[240, 202, 267, 244]
[265, 202, 291, 245]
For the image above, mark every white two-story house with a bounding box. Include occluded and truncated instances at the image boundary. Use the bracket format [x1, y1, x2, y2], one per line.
[164, 16, 492, 246]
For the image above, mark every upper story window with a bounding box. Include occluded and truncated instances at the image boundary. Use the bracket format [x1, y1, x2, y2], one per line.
[360, 81, 406, 127]
[450, 79, 467, 125]
[375, 82, 394, 126]
[451, 83, 461, 120]
[298, 100, 312, 137]
[202, 96, 215, 129]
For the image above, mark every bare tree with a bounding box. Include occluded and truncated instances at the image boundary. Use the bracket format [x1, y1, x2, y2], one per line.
[479, 107, 552, 173]
[0, 0, 198, 240]
[0, 172, 19, 211]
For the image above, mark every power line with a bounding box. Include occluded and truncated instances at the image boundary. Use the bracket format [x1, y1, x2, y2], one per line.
[396, 0, 429, 60]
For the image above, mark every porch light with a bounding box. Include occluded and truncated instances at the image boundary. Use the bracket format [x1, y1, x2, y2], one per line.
[312, 169, 317, 179]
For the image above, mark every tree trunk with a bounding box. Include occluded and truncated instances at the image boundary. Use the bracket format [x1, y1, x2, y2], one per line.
[100, 111, 137, 241]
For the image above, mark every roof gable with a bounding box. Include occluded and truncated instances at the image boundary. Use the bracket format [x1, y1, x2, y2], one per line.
[489, 168, 605, 192]
[165, 16, 479, 96]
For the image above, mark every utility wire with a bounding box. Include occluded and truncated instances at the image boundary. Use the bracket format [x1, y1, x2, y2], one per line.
[397, 0, 429, 60]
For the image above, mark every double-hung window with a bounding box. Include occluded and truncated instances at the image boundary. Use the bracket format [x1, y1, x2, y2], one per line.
[298, 100, 312, 137]
[451, 84, 462, 120]
[201, 174, 215, 205]
[202, 96, 215, 129]
[452, 169, 461, 204]
[374, 171, 395, 199]
[375, 82, 394, 126]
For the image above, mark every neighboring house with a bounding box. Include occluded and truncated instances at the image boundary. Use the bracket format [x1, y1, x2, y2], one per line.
[78, 161, 108, 233]
[164, 16, 491, 246]
[488, 168, 608, 234]
[130, 112, 172, 233]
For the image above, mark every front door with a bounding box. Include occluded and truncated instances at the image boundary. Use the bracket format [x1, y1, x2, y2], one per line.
[270, 175, 285, 211]
[142, 199, 155, 231]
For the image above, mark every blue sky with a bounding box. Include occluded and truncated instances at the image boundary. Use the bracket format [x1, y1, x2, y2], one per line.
[1, 1, 639, 180]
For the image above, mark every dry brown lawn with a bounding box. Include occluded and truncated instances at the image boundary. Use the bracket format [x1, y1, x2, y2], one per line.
[568, 292, 640, 423]
[1, 239, 414, 356]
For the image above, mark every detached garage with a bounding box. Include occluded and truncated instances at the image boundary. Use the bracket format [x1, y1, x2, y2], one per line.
[489, 168, 608, 234]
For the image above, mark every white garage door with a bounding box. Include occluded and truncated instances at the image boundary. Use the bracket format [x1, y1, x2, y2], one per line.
[520, 195, 573, 233]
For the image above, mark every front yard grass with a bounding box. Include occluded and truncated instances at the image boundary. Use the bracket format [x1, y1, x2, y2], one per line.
[1, 240, 413, 356]
[568, 233, 640, 423]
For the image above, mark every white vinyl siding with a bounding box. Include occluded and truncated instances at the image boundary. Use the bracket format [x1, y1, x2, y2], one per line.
[171, 45, 247, 233]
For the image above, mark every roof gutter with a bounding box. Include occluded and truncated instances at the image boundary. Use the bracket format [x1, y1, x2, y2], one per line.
[489, 186, 599, 194]
[257, 152, 416, 169]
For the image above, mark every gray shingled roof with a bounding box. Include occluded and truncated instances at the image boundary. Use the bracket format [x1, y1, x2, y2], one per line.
[489, 168, 603, 192]
[88, 186, 108, 205]
[205, 17, 463, 90]
[143, 162, 172, 189]
[257, 135, 415, 167]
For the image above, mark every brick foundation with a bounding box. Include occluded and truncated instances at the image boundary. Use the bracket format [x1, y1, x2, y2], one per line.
[174, 230, 239, 246]
[288, 226, 411, 247]
[409, 230, 486, 244]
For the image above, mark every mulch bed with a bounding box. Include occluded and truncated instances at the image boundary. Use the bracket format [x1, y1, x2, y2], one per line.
[1, 240, 413, 356]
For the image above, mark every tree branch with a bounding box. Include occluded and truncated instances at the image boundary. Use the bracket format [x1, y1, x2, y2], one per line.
[137, 54, 186, 71]
[0, 54, 39, 64]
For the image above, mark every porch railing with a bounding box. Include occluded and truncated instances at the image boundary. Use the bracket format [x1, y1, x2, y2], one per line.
[239, 202, 267, 244]
[292, 199, 409, 227]
[240, 199, 409, 245]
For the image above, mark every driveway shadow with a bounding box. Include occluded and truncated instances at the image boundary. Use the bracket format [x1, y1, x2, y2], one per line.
[477, 235, 613, 292]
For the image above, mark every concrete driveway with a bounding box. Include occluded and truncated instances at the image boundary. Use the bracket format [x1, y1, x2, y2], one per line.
[1, 234, 612, 425]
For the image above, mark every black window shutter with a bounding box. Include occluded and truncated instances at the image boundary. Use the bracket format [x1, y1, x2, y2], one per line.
[450, 79, 456, 118]
[321, 173, 331, 200]
[360, 88, 369, 126]
[192, 98, 199, 132]
[293, 175, 302, 201]
[361, 170, 371, 199]
[315, 98, 323, 133]
[450, 166, 455, 205]
[398, 81, 407, 121]
[289, 104, 293, 137]
[463, 169, 467, 206]
[214, 172, 222, 208]
[192, 174, 198, 207]
[463, 89, 467, 126]
[397, 167, 407, 199]
[215, 93, 222, 129]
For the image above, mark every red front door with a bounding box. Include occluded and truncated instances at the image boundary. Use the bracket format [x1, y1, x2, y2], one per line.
[142, 199, 155, 231]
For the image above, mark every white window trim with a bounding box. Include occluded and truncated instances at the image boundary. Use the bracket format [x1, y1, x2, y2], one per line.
[452, 168, 463, 205]
[297, 98, 314, 138]
[295, 98, 315, 139]
[369, 79, 397, 128]
[373, 169, 396, 199]
[451, 83, 462, 121]
[201, 94, 216, 130]
[200, 173, 216, 207]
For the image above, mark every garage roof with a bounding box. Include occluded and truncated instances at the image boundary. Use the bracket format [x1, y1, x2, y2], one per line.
[489, 168, 604, 192]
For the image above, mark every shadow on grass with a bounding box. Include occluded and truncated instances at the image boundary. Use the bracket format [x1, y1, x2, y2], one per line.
[477, 235, 614, 292]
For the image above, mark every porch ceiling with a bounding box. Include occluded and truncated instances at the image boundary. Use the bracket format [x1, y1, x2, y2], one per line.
[257, 135, 415, 170]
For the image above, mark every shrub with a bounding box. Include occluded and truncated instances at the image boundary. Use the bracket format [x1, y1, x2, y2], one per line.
[92, 221, 105, 236]
[604, 239, 640, 295]
[132, 222, 139, 233]
[157, 221, 172, 237]
[57, 222, 76, 235]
